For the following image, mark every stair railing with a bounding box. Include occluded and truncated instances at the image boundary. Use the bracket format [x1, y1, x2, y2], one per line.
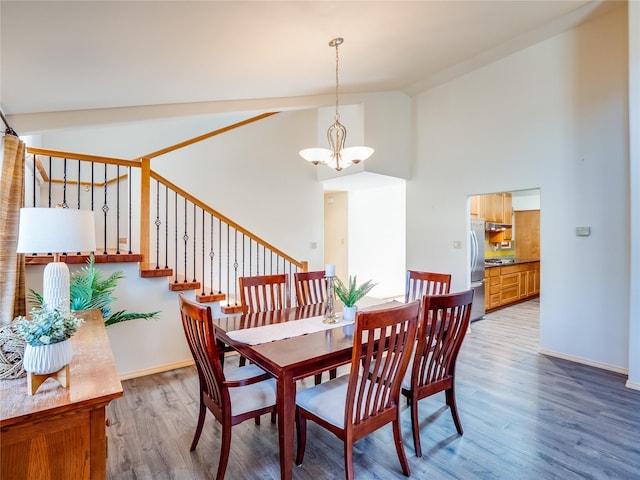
[24, 113, 307, 306]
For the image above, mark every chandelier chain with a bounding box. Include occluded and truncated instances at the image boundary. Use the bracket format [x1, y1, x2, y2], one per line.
[334, 39, 340, 122]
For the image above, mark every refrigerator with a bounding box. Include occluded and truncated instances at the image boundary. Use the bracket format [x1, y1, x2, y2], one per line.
[470, 218, 485, 321]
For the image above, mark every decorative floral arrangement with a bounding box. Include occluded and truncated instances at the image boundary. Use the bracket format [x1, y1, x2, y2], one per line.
[334, 276, 377, 307]
[13, 305, 84, 347]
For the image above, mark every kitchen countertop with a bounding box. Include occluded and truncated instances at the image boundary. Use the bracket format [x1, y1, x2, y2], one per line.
[485, 258, 539, 268]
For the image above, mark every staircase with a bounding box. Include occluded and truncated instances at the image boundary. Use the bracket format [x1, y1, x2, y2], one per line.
[24, 113, 307, 314]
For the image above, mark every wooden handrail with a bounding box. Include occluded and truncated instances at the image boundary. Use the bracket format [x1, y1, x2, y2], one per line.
[139, 112, 279, 160]
[150, 169, 304, 270]
[27, 147, 140, 168]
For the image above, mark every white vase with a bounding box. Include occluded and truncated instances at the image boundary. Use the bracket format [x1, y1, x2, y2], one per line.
[342, 305, 357, 322]
[23, 339, 73, 375]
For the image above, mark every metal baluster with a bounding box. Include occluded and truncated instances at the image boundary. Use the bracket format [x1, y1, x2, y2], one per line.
[249, 238, 253, 276]
[48, 156, 52, 207]
[128, 166, 133, 254]
[116, 165, 121, 254]
[31, 155, 36, 207]
[227, 224, 233, 305]
[102, 163, 108, 254]
[173, 191, 178, 284]
[209, 215, 215, 295]
[76, 160, 82, 254]
[61, 157, 68, 208]
[90, 162, 94, 212]
[192, 203, 197, 282]
[242, 235, 245, 278]
[76, 160, 81, 210]
[262, 245, 266, 275]
[218, 218, 222, 297]
[201, 209, 206, 296]
[155, 179, 161, 269]
[233, 228, 238, 295]
[183, 197, 188, 283]
[165, 184, 169, 269]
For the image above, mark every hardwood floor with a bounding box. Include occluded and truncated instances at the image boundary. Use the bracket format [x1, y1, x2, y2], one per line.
[106, 299, 640, 479]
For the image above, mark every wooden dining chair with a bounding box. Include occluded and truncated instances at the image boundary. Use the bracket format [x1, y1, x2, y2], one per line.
[293, 270, 336, 384]
[403, 289, 474, 457]
[294, 270, 327, 306]
[405, 270, 452, 302]
[295, 301, 420, 480]
[178, 294, 277, 480]
[237, 273, 291, 368]
[238, 273, 291, 315]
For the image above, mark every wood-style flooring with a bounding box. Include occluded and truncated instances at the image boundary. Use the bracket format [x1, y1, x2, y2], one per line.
[106, 299, 640, 479]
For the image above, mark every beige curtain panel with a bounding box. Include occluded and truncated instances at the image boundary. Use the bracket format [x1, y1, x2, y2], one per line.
[0, 134, 26, 325]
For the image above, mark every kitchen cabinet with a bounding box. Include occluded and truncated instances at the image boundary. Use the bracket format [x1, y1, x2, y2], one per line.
[470, 193, 513, 224]
[470, 195, 484, 218]
[485, 267, 502, 310]
[485, 261, 539, 312]
[514, 210, 540, 260]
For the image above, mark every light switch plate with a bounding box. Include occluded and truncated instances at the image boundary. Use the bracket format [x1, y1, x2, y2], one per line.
[576, 226, 591, 237]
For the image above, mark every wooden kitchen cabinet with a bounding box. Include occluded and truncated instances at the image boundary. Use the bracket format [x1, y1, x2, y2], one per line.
[485, 261, 540, 312]
[1, 309, 123, 480]
[470, 193, 512, 224]
[486, 266, 502, 310]
[470, 195, 484, 218]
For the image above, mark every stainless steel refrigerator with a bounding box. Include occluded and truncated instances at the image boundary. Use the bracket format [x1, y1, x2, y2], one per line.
[470, 218, 485, 321]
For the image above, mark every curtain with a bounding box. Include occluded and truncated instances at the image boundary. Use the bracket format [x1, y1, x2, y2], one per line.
[0, 134, 26, 325]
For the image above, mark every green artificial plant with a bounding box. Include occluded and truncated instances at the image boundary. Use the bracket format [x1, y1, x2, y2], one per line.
[29, 254, 160, 326]
[334, 275, 377, 307]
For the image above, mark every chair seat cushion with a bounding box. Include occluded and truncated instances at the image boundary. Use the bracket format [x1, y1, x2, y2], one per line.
[296, 375, 351, 428]
[227, 364, 276, 416]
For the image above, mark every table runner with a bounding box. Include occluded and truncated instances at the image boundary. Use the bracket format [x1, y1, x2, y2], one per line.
[227, 314, 353, 345]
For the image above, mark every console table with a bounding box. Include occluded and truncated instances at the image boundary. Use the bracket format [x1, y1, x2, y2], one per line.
[0, 309, 123, 480]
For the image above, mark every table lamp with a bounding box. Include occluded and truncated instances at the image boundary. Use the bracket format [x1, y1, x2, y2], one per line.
[17, 207, 96, 315]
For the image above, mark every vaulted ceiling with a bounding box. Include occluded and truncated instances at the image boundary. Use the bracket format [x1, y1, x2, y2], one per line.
[1, 1, 618, 133]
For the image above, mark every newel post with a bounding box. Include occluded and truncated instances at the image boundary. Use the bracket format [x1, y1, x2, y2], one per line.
[139, 157, 151, 263]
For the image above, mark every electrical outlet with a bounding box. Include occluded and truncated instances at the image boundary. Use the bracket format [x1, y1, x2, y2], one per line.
[453, 240, 462, 249]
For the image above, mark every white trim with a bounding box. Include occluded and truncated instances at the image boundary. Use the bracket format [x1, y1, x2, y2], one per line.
[538, 348, 628, 375]
[119, 358, 195, 381]
[626, 380, 640, 391]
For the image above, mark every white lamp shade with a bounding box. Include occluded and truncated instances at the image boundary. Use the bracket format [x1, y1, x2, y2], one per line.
[299, 148, 334, 165]
[17, 208, 96, 254]
[340, 146, 374, 163]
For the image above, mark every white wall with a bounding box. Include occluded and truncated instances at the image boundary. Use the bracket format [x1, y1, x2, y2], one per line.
[408, 6, 630, 370]
[348, 181, 406, 299]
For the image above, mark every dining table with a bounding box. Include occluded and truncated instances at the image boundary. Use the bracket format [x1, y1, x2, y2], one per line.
[212, 301, 395, 480]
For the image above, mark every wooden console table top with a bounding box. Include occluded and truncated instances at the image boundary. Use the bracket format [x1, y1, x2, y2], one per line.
[0, 308, 123, 428]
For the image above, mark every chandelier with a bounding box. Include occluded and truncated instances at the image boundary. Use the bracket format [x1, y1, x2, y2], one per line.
[299, 37, 374, 172]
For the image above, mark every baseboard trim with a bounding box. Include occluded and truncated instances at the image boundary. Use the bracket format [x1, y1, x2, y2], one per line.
[625, 380, 640, 391]
[538, 347, 628, 375]
[119, 359, 196, 381]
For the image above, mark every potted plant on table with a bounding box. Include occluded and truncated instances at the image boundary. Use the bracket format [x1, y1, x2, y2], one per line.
[335, 276, 377, 322]
[14, 304, 84, 375]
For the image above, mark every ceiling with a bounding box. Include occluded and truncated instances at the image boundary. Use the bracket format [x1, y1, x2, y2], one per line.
[1, 1, 618, 134]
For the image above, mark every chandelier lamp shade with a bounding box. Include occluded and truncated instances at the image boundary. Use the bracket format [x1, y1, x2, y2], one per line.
[299, 37, 374, 172]
[17, 207, 96, 315]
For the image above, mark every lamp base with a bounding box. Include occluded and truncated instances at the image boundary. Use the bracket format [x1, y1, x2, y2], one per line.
[43, 261, 70, 314]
